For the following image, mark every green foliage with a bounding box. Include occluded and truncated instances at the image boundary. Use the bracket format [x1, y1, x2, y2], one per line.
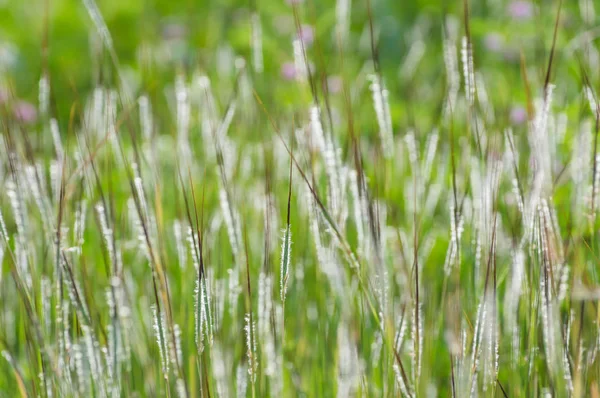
[1, 0, 600, 397]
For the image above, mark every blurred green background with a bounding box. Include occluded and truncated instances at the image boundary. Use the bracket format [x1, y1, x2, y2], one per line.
[1, 0, 588, 133]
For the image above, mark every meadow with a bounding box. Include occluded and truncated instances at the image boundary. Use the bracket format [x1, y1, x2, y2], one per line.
[1, 0, 599, 396]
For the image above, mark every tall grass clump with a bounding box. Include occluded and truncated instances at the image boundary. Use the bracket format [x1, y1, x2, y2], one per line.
[2, 0, 600, 396]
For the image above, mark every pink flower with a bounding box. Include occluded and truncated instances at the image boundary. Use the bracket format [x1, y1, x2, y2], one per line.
[297, 25, 314, 46]
[508, 1, 534, 21]
[281, 62, 296, 80]
[510, 105, 527, 125]
[13, 101, 37, 124]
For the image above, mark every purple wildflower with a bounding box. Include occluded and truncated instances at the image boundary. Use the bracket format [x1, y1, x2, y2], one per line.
[297, 25, 314, 46]
[508, 1, 534, 21]
[13, 101, 37, 124]
[281, 62, 296, 80]
[510, 105, 528, 125]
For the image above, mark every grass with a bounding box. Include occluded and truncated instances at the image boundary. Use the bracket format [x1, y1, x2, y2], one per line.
[1, 0, 600, 396]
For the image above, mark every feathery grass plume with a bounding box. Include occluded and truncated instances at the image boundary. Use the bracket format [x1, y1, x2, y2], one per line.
[57, 298, 71, 369]
[188, 227, 204, 351]
[324, 134, 344, 218]
[257, 273, 270, 338]
[393, 361, 412, 397]
[82, 324, 106, 397]
[585, 86, 597, 115]
[422, 130, 439, 182]
[38, 370, 52, 398]
[152, 304, 169, 378]
[107, 89, 124, 167]
[96, 202, 118, 270]
[368, 73, 394, 159]
[258, 272, 277, 379]
[7, 180, 27, 245]
[236, 364, 248, 398]
[505, 248, 524, 362]
[189, 225, 213, 352]
[173, 220, 187, 269]
[336, 323, 359, 397]
[305, 183, 328, 270]
[212, 275, 226, 333]
[49, 159, 64, 201]
[50, 118, 64, 160]
[132, 163, 157, 259]
[309, 105, 326, 153]
[170, 323, 183, 369]
[411, 298, 423, 385]
[443, 24, 460, 120]
[201, 272, 214, 347]
[7, 179, 31, 287]
[40, 276, 52, 333]
[60, 254, 92, 326]
[106, 285, 121, 392]
[251, 12, 263, 73]
[405, 132, 421, 202]
[461, 36, 475, 105]
[531, 84, 555, 188]
[196, 74, 218, 161]
[0, 208, 8, 243]
[244, 312, 258, 383]
[469, 300, 483, 395]
[571, 121, 593, 216]
[546, 203, 567, 298]
[280, 146, 293, 303]
[443, 202, 464, 275]
[26, 163, 53, 232]
[505, 127, 525, 220]
[219, 187, 241, 261]
[214, 99, 242, 270]
[39, 73, 49, 117]
[593, 153, 600, 219]
[470, 157, 501, 284]
[175, 378, 186, 398]
[537, 202, 569, 391]
[467, 213, 499, 395]
[279, 224, 292, 303]
[481, 292, 498, 391]
[423, 175, 444, 217]
[212, 343, 231, 397]
[262, 190, 280, 253]
[8, 0, 600, 395]
[89, 86, 105, 137]
[138, 95, 153, 141]
[293, 39, 307, 81]
[349, 170, 365, 255]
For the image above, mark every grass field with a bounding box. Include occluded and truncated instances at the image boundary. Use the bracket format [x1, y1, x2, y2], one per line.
[1, 0, 600, 396]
